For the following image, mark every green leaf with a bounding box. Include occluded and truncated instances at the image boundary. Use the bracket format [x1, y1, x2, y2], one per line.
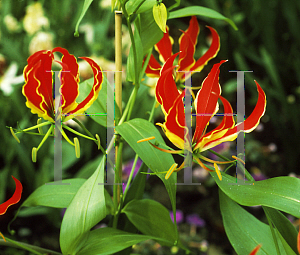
[60, 157, 106, 255]
[122, 199, 177, 246]
[126, 22, 143, 83]
[22, 178, 85, 208]
[220, 190, 285, 255]
[139, 9, 164, 55]
[153, 3, 168, 33]
[77, 227, 159, 255]
[74, 0, 93, 37]
[78, 74, 120, 127]
[125, 0, 156, 15]
[116, 119, 177, 218]
[168, 6, 238, 31]
[211, 171, 300, 218]
[263, 207, 298, 254]
[168, 0, 180, 11]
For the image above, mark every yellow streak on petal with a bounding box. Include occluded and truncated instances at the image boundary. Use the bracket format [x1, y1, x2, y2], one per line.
[165, 163, 178, 180]
[10, 127, 20, 143]
[137, 136, 155, 143]
[232, 155, 245, 164]
[74, 137, 80, 158]
[214, 163, 222, 181]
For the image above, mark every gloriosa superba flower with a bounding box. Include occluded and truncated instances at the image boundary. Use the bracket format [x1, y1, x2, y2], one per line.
[152, 53, 266, 179]
[9, 47, 103, 161]
[145, 16, 220, 83]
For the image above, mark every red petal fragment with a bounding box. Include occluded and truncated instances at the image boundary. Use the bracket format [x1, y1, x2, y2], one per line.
[144, 54, 161, 78]
[155, 26, 173, 62]
[68, 57, 103, 115]
[53, 48, 80, 113]
[193, 60, 226, 144]
[164, 92, 187, 149]
[23, 50, 54, 122]
[178, 16, 200, 76]
[201, 81, 266, 150]
[190, 26, 220, 73]
[195, 96, 235, 150]
[0, 176, 23, 215]
[249, 244, 262, 255]
[156, 53, 180, 114]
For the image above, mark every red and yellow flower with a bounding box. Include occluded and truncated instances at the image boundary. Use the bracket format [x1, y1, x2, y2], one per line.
[10, 47, 103, 161]
[154, 53, 266, 177]
[0, 176, 23, 241]
[145, 16, 220, 82]
[23, 47, 102, 122]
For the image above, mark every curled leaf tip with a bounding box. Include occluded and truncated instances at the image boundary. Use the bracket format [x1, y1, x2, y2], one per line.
[10, 127, 20, 143]
[74, 137, 80, 158]
[32, 147, 37, 162]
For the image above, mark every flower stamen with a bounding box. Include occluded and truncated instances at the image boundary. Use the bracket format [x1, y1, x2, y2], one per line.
[232, 155, 245, 164]
[10, 127, 20, 143]
[214, 163, 222, 181]
[165, 163, 178, 179]
[74, 137, 80, 158]
[137, 136, 155, 143]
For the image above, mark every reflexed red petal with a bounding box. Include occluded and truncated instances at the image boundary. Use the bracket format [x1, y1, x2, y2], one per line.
[155, 53, 180, 114]
[68, 57, 103, 116]
[164, 92, 187, 149]
[178, 16, 199, 77]
[0, 176, 23, 215]
[23, 50, 55, 122]
[193, 60, 226, 144]
[53, 47, 80, 113]
[154, 26, 173, 62]
[190, 26, 220, 73]
[194, 96, 235, 151]
[144, 54, 161, 78]
[201, 81, 266, 151]
[249, 244, 261, 255]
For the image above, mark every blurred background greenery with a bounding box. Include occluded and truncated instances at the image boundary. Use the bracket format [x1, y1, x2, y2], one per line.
[0, 0, 299, 254]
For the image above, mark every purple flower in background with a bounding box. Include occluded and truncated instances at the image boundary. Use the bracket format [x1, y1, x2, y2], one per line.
[122, 158, 143, 181]
[209, 142, 230, 161]
[170, 210, 184, 224]
[186, 214, 205, 227]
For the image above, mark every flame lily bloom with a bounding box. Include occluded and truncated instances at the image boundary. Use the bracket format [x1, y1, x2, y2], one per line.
[145, 16, 220, 82]
[10, 47, 103, 161]
[0, 176, 23, 242]
[154, 53, 266, 177]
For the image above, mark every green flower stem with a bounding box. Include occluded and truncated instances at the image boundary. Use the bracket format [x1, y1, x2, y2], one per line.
[36, 124, 54, 151]
[0, 237, 62, 255]
[208, 149, 255, 181]
[62, 124, 96, 141]
[60, 128, 74, 146]
[123, 154, 139, 198]
[13, 121, 52, 134]
[71, 118, 106, 154]
[113, 139, 124, 229]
